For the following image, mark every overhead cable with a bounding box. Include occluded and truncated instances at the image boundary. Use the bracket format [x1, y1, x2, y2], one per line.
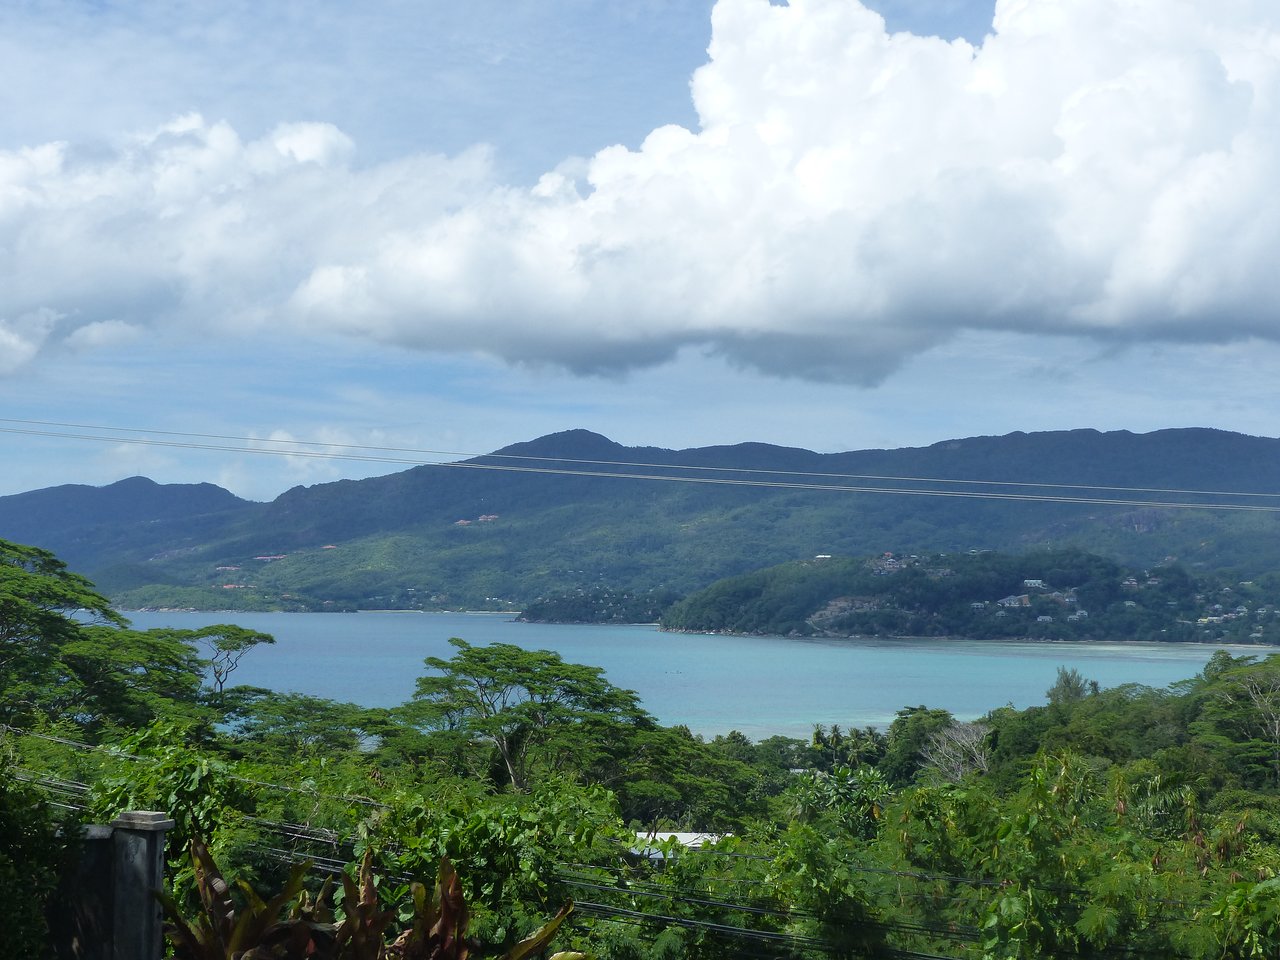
[2, 419, 1280, 511]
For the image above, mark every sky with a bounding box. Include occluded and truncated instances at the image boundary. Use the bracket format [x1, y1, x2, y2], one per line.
[4, 0, 1280, 501]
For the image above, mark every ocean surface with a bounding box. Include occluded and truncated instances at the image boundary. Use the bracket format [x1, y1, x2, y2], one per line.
[126, 611, 1268, 740]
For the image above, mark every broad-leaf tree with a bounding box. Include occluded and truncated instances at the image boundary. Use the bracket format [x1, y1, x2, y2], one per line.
[0, 537, 124, 725]
[58, 626, 207, 732]
[0, 537, 271, 734]
[406, 638, 648, 790]
[193, 625, 275, 694]
[218, 687, 384, 758]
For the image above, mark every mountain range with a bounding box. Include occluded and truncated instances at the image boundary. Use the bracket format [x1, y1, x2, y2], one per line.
[3, 427, 1279, 611]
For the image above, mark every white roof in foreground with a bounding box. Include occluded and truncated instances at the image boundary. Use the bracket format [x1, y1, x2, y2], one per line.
[634, 831, 727, 850]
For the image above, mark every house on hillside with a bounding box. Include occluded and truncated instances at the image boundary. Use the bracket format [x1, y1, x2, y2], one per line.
[998, 594, 1031, 608]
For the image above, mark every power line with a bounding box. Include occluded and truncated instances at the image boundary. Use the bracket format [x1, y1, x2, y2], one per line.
[6, 416, 1278, 500]
[3, 419, 1279, 511]
[15, 753, 936, 959]
[554, 871, 985, 944]
[1, 724, 390, 809]
[14, 759, 1206, 960]
[0, 723, 1222, 914]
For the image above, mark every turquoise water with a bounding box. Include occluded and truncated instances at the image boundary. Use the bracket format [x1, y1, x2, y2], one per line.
[126, 611, 1267, 740]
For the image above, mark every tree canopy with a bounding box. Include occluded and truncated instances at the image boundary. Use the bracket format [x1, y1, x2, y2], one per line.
[1, 537, 125, 726]
[407, 638, 650, 790]
[0, 537, 281, 733]
[18, 532, 1280, 958]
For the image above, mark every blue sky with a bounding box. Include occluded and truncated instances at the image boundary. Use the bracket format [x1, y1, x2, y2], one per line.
[4, 0, 1280, 500]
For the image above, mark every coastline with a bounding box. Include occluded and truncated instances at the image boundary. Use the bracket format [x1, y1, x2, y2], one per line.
[659, 626, 1280, 647]
[118, 610, 1251, 737]
[117, 607, 1280, 648]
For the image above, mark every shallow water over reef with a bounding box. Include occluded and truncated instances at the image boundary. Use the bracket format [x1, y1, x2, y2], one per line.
[127, 610, 1264, 739]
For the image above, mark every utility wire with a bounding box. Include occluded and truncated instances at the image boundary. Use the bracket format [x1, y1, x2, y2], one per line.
[3, 418, 1280, 511]
[5, 415, 1279, 499]
[1, 724, 390, 809]
[3, 724, 1220, 934]
[555, 872, 984, 943]
[11, 745, 974, 960]
[3, 723, 1216, 914]
[15, 766, 1202, 959]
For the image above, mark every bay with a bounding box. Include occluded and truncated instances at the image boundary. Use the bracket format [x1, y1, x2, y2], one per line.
[126, 611, 1266, 740]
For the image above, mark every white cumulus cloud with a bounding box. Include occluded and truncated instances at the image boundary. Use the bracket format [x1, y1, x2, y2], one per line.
[3, 0, 1280, 383]
[0, 309, 59, 373]
[63, 320, 143, 352]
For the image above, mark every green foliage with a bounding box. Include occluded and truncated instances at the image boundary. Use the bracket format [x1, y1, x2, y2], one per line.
[663, 556, 871, 636]
[218, 689, 385, 761]
[0, 536, 125, 724]
[806, 724, 887, 773]
[29, 641, 1280, 960]
[1195, 657, 1280, 789]
[520, 586, 682, 624]
[406, 638, 649, 791]
[160, 839, 583, 960]
[368, 783, 625, 926]
[1046, 666, 1098, 706]
[1209, 877, 1280, 960]
[31, 536, 1280, 958]
[159, 837, 318, 960]
[881, 706, 955, 785]
[788, 765, 890, 839]
[17, 428, 1280, 613]
[88, 721, 252, 900]
[663, 547, 1280, 642]
[767, 824, 888, 958]
[595, 835, 783, 960]
[60, 625, 210, 731]
[371, 852, 582, 960]
[883, 754, 1216, 959]
[607, 724, 767, 829]
[0, 536, 265, 735]
[397, 640, 766, 827]
[193, 625, 276, 694]
[334, 849, 397, 960]
[0, 744, 71, 957]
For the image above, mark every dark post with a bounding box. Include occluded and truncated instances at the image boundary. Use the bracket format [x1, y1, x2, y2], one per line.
[109, 811, 174, 960]
[50, 824, 115, 960]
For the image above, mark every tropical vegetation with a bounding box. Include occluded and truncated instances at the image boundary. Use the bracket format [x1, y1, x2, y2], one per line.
[663, 548, 1280, 643]
[12, 536, 1280, 957]
[7, 427, 1280, 613]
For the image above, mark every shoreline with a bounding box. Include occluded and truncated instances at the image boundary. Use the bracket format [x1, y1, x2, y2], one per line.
[116, 609, 1280, 649]
[118, 610, 1251, 739]
[660, 626, 1280, 647]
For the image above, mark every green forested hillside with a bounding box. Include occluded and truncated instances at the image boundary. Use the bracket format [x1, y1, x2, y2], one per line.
[663, 548, 1280, 643]
[4, 427, 1280, 610]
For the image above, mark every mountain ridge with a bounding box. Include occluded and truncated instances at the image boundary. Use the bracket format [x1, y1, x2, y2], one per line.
[3, 426, 1279, 610]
